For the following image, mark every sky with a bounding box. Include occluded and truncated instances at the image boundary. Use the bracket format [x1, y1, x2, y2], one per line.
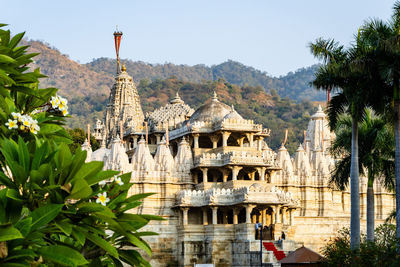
[1, 0, 395, 76]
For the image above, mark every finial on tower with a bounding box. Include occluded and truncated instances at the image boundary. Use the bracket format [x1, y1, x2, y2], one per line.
[113, 27, 123, 74]
[212, 90, 218, 101]
[121, 64, 126, 72]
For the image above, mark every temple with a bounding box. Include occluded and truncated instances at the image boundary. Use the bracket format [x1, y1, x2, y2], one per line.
[81, 33, 396, 267]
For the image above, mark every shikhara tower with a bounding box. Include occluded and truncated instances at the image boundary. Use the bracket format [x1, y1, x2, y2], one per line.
[95, 30, 144, 145]
[84, 31, 396, 267]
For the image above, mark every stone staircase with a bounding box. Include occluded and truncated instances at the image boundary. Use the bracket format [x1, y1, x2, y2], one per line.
[263, 242, 286, 261]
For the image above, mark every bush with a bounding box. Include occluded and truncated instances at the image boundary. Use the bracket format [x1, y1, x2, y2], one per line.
[321, 224, 399, 267]
[0, 24, 158, 266]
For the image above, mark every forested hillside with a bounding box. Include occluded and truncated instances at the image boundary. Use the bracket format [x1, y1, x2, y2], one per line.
[86, 58, 323, 101]
[25, 39, 321, 153]
[68, 77, 317, 153]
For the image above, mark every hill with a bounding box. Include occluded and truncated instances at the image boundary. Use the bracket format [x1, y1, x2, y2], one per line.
[86, 58, 323, 102]
[25, 40, 320, 152]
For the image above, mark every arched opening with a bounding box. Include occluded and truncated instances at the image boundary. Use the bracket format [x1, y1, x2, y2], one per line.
[238, 169, 250, 180]
[227, 133, 240, 146]
[170, 140, 178, 157]
[199, 135, 213, 148]
[197, 170, 204, 184]
[217, 135, 223, 147]
[242, 136, 250, 147]
[188, 208, 202, 225]
[254, 171, 260, 181]
[238, 208, 246, 224]
[207, 169, 223, 182]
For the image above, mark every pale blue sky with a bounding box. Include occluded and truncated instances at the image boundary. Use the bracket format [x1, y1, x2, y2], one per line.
[1, 0, 395, 76]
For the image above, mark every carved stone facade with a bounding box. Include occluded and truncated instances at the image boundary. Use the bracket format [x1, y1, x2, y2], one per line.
[83, 68, 395, 267]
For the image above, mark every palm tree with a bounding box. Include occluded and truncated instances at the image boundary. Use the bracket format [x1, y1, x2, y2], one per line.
[310, 37, 371, 250]
[330, 110, 395, 241]
[355, 2, 400, 243]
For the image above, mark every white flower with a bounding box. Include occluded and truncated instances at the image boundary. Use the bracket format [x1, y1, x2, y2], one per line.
[60, 96, 68, 106]
[50, 96, 59, 109]
[96, 192, 109, 206]
[11, 112, 21, 120]
[114, 176, 124, 186]
[5, 119, 18, 129]
[61, 109, 69, 116]
[99, 180, 106, 186]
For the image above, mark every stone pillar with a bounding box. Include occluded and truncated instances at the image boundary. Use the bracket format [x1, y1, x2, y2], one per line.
[202, 208, 208, 225]
[155, 134, 161, 144]
[262, 208, 267, 225]
[212, 206, 218, 225]
[193, 172, 198, 184]
[246, 133, 254, 148]
[275, 205, 282, 224]
[182, 207, 189, 225]
[257, 167, 266, 181]
[230, 166, 242, 181]
[233, 207, 239, 224]
[271, 209, 275, 224]
[222, 131, 231, 147]
[201, 168, 208, 183]
[222, 169, 230, 182]
[133, 136, 138, 148]
[289, 209, 294, 226]
[282, 207, 287, 225]
[250, 171, 255, 181]
[210, 135, 220, 149]
[238, 137, 245, 147]
[193, 134, 199, 149]
[245, 205, 255, 224]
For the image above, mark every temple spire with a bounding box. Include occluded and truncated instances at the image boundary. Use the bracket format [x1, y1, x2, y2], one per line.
[113, 28, 123, 74]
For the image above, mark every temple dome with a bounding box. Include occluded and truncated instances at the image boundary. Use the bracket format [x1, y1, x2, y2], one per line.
[223, 105, 243, 120]
[189, 91, 231, 123]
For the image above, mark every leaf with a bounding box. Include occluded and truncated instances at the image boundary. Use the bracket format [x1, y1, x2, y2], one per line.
[126, 193, 155, 203]
[6, 189, 22, 201]
[0, 54, 16, 64]
[55, 220, 73, 236]
[0, 225, 23, 241]
[86, 170, 119, 186]
[38, 245, 88, 267]
[71, 227, 86, 246]
[85, 232, 118, 258]
[69, 179, 92, 199]
[5, 248, 35, 261]
[14, 217, 32, 237]
[29, 204, 63, 231]
[68, 161, 103, 184]
[17, 137, 30, 176]
[77, 202, 109, 213]
[125, 233, 152, 256]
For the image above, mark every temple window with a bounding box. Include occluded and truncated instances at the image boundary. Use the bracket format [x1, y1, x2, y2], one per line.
[198, 135, 213, 148]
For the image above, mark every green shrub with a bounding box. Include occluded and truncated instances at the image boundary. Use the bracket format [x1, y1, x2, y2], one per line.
[321, 224, 399, 267]
[0, 24, 158, 266]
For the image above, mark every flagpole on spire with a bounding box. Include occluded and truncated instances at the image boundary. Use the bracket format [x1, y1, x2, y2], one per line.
[113, 26, 123, 74]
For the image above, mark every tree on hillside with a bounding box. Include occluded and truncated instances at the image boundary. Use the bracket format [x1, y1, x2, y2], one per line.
[310, 35, 372, 250]
[330, 110, 394, 241]
[0, 25, 158, 266]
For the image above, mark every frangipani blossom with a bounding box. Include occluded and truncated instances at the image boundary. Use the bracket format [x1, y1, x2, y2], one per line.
[115, 176, 124, 186]
[5, 119, 18, 129]
[96, 192, 109, 206]
[99, 180, 106, 186]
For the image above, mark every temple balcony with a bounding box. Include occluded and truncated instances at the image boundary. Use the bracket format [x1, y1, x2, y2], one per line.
[193, 150, 275, 168]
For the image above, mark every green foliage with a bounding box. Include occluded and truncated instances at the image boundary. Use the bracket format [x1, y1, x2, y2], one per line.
[330, 110, 395, 190]
[321, 224, 400, 267]
[0, 25, 157, 266]
[67, 128, 100, 153]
